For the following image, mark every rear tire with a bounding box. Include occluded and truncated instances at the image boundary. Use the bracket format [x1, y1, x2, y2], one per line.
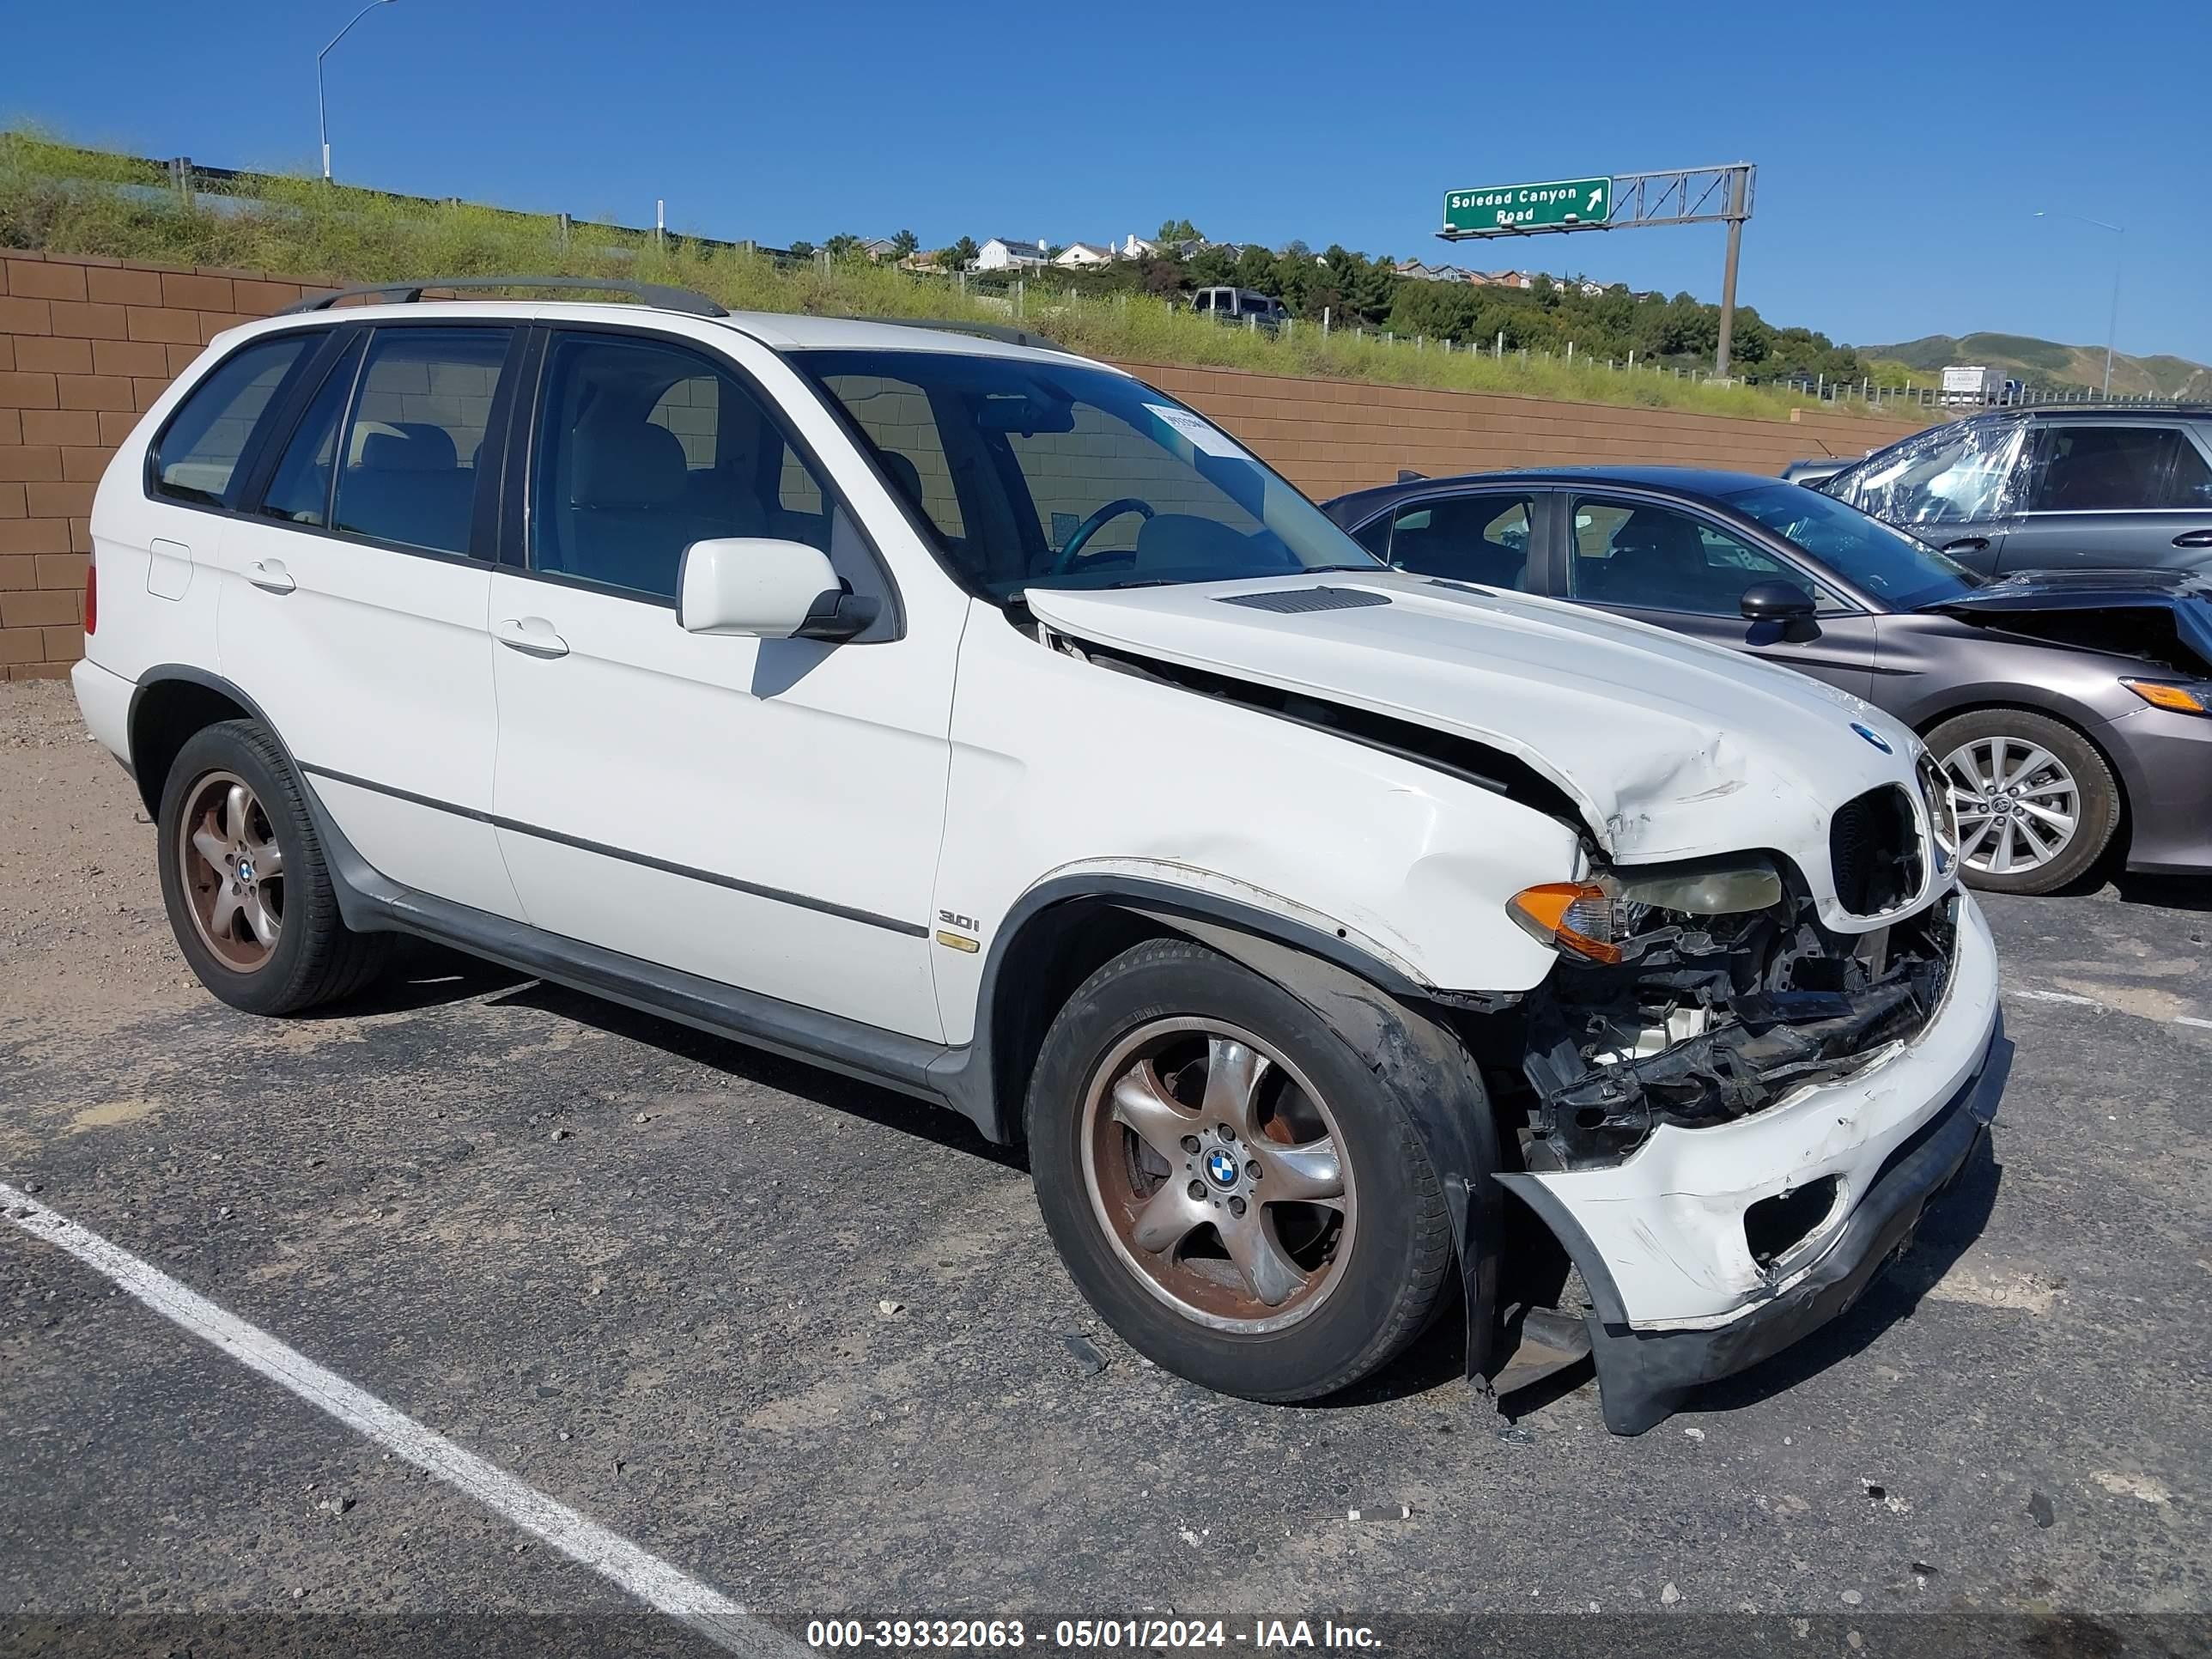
[1026, 939, 1454, 1401]
[1925, 708, 2118, 896]
[156, 720, 391, 1014]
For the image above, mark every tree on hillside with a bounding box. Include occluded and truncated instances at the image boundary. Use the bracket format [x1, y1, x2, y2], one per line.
[941, 235, 979, 269]
[787, 240, 816, 259]
[890, 228, 918, 258]
[823, 232, 864, 263]
[1188, 244, 1236, 287]
[1156, 217, 1202, 244]
[1232, 244, 1279, 294]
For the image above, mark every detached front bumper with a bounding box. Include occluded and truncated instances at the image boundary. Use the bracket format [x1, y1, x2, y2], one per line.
[1497, 893, 2002, 1434]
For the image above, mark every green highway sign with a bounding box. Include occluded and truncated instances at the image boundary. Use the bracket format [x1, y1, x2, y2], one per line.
[1443, 177, 1612, 236]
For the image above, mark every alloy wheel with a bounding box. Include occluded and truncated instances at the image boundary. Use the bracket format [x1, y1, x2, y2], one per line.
[1942, 736, 2080, 878]
[1080, 1017, 1355, 1334]
[176, 770, 285, 971]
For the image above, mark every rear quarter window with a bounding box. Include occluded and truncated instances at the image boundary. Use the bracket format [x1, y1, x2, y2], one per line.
[147, 333, 319, 507]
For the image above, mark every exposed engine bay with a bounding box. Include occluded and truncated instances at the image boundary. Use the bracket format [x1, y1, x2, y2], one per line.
[1512, 878, 1958, 1171]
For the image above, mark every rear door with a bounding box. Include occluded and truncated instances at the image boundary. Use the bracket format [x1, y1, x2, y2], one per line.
[1998, 420, 2212, 574]
[1557, 492, 1879, 699]
[1361, 489, 1547, 592]
[220, 321, 525, 917]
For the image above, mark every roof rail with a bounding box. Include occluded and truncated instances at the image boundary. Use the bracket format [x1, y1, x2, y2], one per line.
[281, 276, 728, 318]
[851, 317, 1064, 351]
[1999, 401, 2212, 416]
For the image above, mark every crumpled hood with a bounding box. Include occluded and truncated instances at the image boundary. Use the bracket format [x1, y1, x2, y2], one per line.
[1026, 571, 1920, 863]
[1922, 568, 2212, 678]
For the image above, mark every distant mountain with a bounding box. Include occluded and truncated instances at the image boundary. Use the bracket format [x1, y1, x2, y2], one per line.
[1862, 332, 2212, 400]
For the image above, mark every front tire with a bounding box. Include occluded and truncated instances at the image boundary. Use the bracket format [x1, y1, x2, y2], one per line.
[1027, 939, 1455, 1401]
[156, 720, 391, 1014]
[1926, 708, 2118, 896]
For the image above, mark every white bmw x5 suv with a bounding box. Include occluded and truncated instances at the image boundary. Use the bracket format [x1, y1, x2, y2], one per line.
[73, 277, 2002, 1433]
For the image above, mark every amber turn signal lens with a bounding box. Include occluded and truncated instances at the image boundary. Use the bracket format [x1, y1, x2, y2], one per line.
[1507, 882, 1623, 963]
[2121, 679, 2209, 715]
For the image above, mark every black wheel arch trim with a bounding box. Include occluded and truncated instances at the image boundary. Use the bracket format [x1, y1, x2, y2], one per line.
[125, 665, 294, 817]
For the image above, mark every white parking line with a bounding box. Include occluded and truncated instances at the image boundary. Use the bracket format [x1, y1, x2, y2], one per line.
[2003, 979, 2211, 1035]
[0, 1182, 807, 1659]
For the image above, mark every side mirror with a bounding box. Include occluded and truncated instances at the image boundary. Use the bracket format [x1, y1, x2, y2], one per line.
[677, 538, 879, 642]
[1740, 580, 1817, 623]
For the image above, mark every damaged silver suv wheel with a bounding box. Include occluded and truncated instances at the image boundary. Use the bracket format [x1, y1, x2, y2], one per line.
[1079, 1016, 1357, 1334]
[1028, 938, 1455, 1402]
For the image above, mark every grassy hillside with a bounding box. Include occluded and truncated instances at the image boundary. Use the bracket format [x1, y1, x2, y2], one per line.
[1867, 331, 2211, 399]
[0, 134, 1914, 424]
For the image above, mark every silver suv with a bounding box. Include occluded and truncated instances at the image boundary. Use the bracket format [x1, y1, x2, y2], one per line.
[1821, 406, 2212, 576]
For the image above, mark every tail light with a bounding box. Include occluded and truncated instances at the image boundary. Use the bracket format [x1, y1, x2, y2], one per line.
[83, 554, 97, 637]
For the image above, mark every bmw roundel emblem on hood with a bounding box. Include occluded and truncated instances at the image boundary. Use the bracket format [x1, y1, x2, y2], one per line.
[1851, 721, 1893, 755]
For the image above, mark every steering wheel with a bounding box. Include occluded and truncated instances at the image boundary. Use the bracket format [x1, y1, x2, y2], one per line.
[1052, 498, 1155, 573]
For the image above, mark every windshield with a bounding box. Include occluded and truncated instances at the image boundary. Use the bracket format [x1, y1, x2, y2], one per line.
[1724, 482, 1980, 611]
[793, 349, 1380, 599]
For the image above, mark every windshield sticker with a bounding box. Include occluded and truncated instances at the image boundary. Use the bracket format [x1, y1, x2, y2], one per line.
[1146, 404, 1246, 459]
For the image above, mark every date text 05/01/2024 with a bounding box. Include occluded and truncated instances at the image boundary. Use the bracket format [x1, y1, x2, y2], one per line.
[805, 1618, 1382, 1650]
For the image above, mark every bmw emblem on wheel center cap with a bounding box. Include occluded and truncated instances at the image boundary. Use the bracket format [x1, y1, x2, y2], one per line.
[1850, 721, 1893, 755]
[1203, 1148, 1240, 1189]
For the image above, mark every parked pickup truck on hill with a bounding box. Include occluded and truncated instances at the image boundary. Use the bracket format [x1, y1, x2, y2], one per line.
[72, 276, 2000, 1433]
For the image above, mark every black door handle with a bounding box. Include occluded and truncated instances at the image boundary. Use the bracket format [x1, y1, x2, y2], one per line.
[1942, 537, 1990, 552]
[2174, 530, 2212, 549]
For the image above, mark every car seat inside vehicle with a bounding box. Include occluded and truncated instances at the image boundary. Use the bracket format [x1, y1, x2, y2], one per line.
[1589, 508, 1713, 608]
[550, 416, 745, 594]
[336, 422, 477, 555]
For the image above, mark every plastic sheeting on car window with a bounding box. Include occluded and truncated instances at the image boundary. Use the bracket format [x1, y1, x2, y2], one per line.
[1832, 422, 2026, 526]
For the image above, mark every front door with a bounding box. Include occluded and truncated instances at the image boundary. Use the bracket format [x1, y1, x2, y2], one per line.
[1998, 421, 2212, 574]
[1558, 494, 1880, 700]
[487, 325, 952, 1040]
[217, 322, 525, 918]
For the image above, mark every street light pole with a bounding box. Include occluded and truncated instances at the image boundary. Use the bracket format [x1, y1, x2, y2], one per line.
[318, 0, 398, 183]
[2033, 209, 2124, 398]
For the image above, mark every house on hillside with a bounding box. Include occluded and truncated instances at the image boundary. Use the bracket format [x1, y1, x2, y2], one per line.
[1396, 260, 1484, 283]
[1054, 242, 1115, 268]
[1486, 270, 1535, 289]
[1119, 234, 1158, 259]
[975, 237, 1051, 270]
[856, 237, 902, 263]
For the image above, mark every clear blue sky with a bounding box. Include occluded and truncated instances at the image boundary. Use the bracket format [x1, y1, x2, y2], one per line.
[9, 0, 2209, 362]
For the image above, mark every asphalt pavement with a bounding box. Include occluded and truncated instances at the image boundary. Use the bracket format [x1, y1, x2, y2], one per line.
[3, 681, 2208, 1656]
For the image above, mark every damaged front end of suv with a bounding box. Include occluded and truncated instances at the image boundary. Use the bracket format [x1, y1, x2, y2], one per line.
[1479, 789, 1999, 1435]
[1512, 857, 1956, 1174]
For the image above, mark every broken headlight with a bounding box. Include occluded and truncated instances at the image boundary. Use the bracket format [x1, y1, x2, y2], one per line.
[1509, 857, 1784, 964]
[1916, 750, 1958, 874]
